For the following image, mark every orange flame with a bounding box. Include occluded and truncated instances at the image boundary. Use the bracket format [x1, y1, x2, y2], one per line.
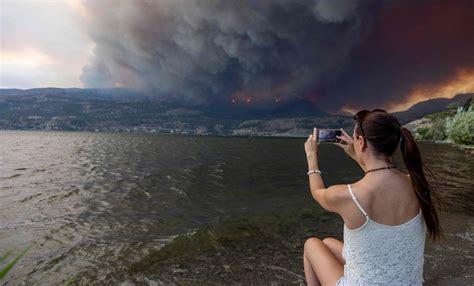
[229, 78, 298, 105]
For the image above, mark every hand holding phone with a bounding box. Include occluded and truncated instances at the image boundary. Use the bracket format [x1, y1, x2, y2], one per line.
[334, 128, 356, 159]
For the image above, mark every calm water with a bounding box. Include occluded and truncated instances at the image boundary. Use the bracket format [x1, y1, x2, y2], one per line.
[0, 131, 472, 285]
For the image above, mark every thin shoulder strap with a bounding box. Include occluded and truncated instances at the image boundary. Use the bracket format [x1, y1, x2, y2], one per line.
[347, 184, 369, 218]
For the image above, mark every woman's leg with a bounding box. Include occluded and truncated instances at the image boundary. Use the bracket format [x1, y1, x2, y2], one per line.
[322, 237, 345, 265]
[304, 237, 344, 286]
[304, 254, 319, 286]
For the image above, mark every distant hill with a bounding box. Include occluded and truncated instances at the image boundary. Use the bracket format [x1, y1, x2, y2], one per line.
[0, 87, 471, 136]
[0, 88, 344, 136]
[0, 87, 326, 118]
[393, 93, 473, 124]
[0, 87, 149, 101]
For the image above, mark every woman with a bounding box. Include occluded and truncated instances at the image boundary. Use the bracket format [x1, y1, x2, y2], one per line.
[303, 109, 440, 286]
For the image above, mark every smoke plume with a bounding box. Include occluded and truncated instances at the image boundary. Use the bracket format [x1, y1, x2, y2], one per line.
[80, 0, 473, 112]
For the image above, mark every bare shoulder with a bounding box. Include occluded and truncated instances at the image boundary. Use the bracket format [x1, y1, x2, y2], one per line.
[324, 184, 352, 212]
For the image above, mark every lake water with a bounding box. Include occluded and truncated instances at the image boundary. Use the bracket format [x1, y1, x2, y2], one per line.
[0, 131, 472, 285]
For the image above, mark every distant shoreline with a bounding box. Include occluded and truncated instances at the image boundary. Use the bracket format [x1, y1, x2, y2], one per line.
[2, 129, 473, 152]
[0, 128, 312, 139]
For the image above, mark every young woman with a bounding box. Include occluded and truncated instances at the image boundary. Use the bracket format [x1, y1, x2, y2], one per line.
[303, 109, 440, 286]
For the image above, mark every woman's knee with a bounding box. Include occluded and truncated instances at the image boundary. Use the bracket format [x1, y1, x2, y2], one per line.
[304, 237, 323, 254]
[304, 237, 344, 282]
[322, 237, 336, 245]
[322, 237, 345, 264]
[322, 237, 342, 246]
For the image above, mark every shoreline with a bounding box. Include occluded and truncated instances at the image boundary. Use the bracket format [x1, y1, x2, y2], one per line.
[2, 129, 473, 154]
[0, 128, 312, 139]
[416, 138, 474, 154]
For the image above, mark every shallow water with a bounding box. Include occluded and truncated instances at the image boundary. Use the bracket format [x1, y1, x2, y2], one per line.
[0, 131, 472, 284]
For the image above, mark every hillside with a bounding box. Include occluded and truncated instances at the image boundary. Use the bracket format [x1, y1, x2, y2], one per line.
[0, 88, 471, 137]
[393, 93, 473, 124]
[403, 96, 473, 149]
[0, 88, 350, 136]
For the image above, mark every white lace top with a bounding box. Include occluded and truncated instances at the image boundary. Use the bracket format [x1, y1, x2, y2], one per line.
[340, 184, 426, 285]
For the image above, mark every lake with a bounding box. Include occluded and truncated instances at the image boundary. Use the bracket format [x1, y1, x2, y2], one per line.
[0, 131, 472, 285]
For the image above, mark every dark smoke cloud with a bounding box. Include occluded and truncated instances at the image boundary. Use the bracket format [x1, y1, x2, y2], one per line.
[323, 0, 474, 111]
[80, 0, 377, 108]
[80, 0, 473, 112]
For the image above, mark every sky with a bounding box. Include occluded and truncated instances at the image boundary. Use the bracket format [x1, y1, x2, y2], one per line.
[0, 0, 92, 89]
[0, 0, 473, 113]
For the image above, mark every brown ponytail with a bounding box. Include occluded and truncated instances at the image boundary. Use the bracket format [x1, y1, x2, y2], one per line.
[400, 127, 441, 240]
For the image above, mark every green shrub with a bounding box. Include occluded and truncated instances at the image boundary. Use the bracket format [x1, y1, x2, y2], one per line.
[415, 118, 446, 141]
[416, 127, 432, 140]
[445, 109, 474, 145]
[462, 98, 472, 112]
[447, 102, 460, 113]
[431, 118, 446, 140]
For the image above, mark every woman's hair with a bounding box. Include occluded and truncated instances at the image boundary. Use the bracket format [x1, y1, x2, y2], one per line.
[355, 110, 441, 240]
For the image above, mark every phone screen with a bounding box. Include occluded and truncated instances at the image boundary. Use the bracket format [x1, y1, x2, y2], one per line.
[317, 129, 342, 142]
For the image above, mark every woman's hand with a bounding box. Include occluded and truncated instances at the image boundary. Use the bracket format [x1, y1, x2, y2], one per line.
[305, 128, 319, 169]
[335, 128, 356, 160]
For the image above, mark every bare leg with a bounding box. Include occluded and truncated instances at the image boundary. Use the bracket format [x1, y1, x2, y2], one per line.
[304, 254, 320, 286]
[304, 237, 344, 286]
[322, 237, 345, 265]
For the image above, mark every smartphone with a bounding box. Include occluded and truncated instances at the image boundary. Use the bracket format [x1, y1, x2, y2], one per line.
[317, 129, 342, 142]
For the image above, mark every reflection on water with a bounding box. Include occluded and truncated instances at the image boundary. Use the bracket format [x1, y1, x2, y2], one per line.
[0, 131, 472, 284]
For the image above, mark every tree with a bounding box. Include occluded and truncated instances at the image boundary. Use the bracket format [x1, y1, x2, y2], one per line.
[447, 102, 460, 113]
[445, 109, 474, 145]
[461, 98, 472, 112]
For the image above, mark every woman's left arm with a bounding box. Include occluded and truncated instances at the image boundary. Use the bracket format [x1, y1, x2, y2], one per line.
[304, 128, 340, 212]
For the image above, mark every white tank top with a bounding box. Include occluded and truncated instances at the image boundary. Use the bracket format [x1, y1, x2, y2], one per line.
[341, 184, 426, 285]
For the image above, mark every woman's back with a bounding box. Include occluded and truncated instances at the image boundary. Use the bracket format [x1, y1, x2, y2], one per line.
[338, 172, 426, 285]
[341, 170, 421, 230]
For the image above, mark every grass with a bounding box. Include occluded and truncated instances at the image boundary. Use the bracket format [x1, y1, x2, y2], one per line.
[0, 245, 33, 280]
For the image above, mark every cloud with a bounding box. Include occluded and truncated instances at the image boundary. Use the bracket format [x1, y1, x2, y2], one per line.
[316, 0, 474, 111]
[78, 0, 474, 112]
[80, 0, 377, 108]
[312, 0, 359, 23]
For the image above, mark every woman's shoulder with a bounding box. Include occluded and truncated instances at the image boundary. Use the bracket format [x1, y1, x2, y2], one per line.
[324, 184, 355, 212]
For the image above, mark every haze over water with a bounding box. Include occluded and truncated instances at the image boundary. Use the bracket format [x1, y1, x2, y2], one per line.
[0, 131, 472, 284]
